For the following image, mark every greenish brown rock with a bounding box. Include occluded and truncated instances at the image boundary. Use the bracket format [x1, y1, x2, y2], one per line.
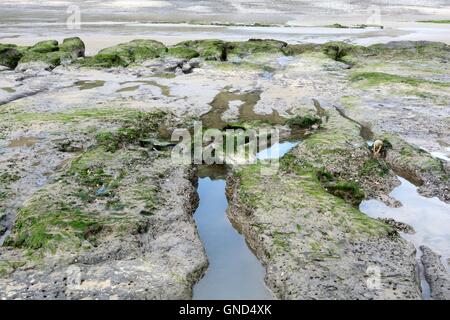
[0, 44, 23, 69]
[227, 39, 288, 58]
[59, 37, 85, 58]
[97, 39, 167, 65]
[166, 46, 200, 60]
[29, 40, 59, 54]
[176, 39, 227, 61]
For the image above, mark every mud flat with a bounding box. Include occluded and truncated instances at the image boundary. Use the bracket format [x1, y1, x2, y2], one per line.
[0, 37, 449, 299]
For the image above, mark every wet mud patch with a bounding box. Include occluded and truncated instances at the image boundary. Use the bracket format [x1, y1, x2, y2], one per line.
[1, 87, 16, 93]
[116, 85, 140, 93]
[119, 80, 171, 97]
[73, 80, 106, 91]
[201, 90, 287, 130]
[7, 136, 39, 148]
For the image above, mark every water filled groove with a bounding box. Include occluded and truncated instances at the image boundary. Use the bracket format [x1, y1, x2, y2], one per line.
[192, 140, 300, 299]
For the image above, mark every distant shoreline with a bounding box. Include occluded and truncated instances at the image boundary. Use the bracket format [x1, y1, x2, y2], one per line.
[1, 22, 449, 56]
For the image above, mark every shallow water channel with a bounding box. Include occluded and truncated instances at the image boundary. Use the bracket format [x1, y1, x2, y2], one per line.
[192, 140, 299, 300]
[360, 176, 450, 298]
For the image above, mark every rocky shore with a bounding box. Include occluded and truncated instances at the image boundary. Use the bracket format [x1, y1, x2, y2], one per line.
[0, 37, 449, 299]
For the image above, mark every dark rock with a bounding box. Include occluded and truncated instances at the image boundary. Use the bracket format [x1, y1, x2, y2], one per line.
[420, 246, 450, 300]
[378, 218, 415, 234]
[56, 140, 83, 153]
[0, 45, 23, 69]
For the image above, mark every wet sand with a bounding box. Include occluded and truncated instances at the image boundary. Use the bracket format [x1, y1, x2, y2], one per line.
[1, 1, 449, 54]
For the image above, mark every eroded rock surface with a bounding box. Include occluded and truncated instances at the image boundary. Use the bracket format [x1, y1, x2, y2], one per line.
[226, 112, 422, 299]
[421, 246, 450, 300]
[1, 38, 449, 299]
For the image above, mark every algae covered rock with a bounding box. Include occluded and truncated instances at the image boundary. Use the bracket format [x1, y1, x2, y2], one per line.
[293, 108, 400, 205]
[227, 39, 288, 58]
[166, 46, 200, 60]
[28, 40, 59, 54]
[283, 43, 321, 56]
[59, 37, 85, 58]
[323, 41, 357, 62]
[14, 38, 87, 70]
[97, 39, 167, 64]
[0, 109, 207, 299]
[0, 44, 24, 69]
[286, 114, 322, 129]
[78, 53, 128, 68]
[18, 51, 66, 69]
[227, 157, 420, 300]
[78, 39, 167, 68]
[176, 39, 227, 61]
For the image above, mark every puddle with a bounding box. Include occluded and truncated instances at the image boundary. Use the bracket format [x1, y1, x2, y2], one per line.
[116, 85, 140, 93]
[360, 176, 450, 296]
[201, 90, 287, 130]
[7, 137, 38, 148]
[73, 80, 106, 90]
[150, 73, 176, 79]
[260, 71, 274, 80]
[193, 140, 300, 300]
[430, 149, 450, 162]
[256, 140, 300, 160]
[335, 106, 374, 140]
[276, 56, 294, 67]
[1, 87, 16, 93]
[119, 80, 171, 96]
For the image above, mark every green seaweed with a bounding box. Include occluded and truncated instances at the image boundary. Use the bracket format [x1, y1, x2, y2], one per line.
[351, 72, 450, 88]
[166, 46, 200, 59]
[96, 39, 167, 65]
[286, 114, 322, 129]
[4, 204, 102, 252]
[176, 40, 227, 61]
[360, 159, 389, 177]
[78, 53, 128, 68]
[0, 44, 24, 68]
[227, 39, 287, 58]
[28, 40, 59, 54]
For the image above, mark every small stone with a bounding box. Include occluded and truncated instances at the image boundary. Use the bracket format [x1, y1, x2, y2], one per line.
[189, 58, 201, 68]
[181, 63, 192, 74]
[140, 210, 153, 217]
[56, 140, 83, 153]
[378, 218, 415, 234]
[175, 67, 184, 76]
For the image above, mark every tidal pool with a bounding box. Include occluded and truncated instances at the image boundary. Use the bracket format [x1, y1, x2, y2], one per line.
[192, 140, 299, 299]
[360, 176, 450, 298]
[201, 90, 286, 130]
[73, 80, 106, 90]
[360, 177, 450, 270]
[193, 175, 272, 300]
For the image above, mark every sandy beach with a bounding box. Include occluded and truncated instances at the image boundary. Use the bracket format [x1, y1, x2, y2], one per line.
[1, 1, 450, 54]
